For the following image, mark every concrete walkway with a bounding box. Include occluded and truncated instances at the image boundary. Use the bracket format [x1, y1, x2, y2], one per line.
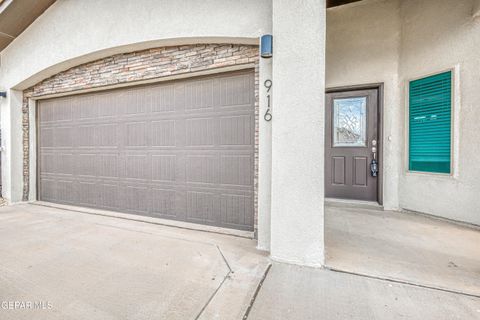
[325, 203, 480, 296]
[248, 263, 480, 320]
[0, 204, 269, 320]
[2, 203, 479, 319]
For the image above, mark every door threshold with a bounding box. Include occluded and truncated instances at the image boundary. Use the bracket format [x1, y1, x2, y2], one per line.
[325, 198, 383, 211]
[32, 201, 254, 239]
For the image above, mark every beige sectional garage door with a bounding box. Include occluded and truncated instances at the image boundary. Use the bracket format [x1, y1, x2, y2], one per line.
[38, 70, 255, 231]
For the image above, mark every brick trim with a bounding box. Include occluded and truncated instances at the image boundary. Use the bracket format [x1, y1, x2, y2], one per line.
[22, 43, 260, 231]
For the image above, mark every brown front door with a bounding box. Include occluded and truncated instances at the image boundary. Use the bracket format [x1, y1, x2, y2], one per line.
[325, 89, 379, 202]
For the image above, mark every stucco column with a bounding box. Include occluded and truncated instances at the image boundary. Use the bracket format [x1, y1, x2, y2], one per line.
[270, 0, 326, 266]
[1, 89, 24, 203]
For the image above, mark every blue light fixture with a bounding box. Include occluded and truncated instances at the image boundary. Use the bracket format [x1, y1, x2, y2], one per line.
[261, 34, 273, 58]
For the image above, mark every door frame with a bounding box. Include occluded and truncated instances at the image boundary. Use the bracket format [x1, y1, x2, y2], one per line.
[325, 83, 384, 205]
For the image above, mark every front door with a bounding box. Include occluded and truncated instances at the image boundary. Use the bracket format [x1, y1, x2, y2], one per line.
[325, 89, 379, 202]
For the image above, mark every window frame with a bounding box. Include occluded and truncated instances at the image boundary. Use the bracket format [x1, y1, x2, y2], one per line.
[405, 68, 455, 177]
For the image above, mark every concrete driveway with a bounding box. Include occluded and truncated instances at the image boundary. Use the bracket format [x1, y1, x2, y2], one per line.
[0, 204, 269, 320]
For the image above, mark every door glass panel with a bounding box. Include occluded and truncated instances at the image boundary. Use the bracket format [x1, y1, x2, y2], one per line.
[333, 97, 367, 147]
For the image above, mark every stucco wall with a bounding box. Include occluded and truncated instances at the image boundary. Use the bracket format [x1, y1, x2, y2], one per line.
[0, 0, 271, 90]
[327, 0, 480, 225]
[0, 0, 272, 204]
[326, 0, 402, 211]
[399, 0, 480, 225]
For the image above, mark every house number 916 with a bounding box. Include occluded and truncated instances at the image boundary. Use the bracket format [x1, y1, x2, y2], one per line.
[264, 79, 272, 121]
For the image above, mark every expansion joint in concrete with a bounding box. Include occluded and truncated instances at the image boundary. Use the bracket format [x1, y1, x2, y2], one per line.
[326, 266, 480, 299]
[242, 263, 272, 320]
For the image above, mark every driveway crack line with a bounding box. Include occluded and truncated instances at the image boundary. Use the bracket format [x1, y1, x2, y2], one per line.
[216, 245, 233, 273]
[194, 244, 246, 319]
[194, 271, 230, 320]
[193, 245, 234, 320]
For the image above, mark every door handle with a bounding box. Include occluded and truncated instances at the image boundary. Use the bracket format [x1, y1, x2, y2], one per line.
[370, 139, 378, 177]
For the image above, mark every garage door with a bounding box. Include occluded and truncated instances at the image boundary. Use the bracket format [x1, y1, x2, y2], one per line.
[37, 70, 255, 231]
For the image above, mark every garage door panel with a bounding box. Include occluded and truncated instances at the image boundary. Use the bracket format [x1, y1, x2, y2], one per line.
[96, 124, 119, 147]
[125, 122, 148, 147]
[215, 73, 253, 107]
[39, 127, 55, 147]
[39, 178, 55, 201]
[150, 84, 177, 113]
[124, 89, 150, 115]
[77, 153, 97, 177]
[57, 153, 75, 175]
[220, 155, 252, 186]
[221, 193, 254, 227]
[51, 100, 73, 122]
[96, 94, 121, 118]
[77, 181, 98, 206]
[38, 70, 255, 231]
[55, 127, 74, 147]
[98, 154, 119, 178]
[185, 79, 214, 111]
[186, 155, 218, 184]
[55, 180, 75, 203]
[123, 154, 149, 180]
[77, 125, 96, 147]
[185, 117, 215, 146]
[77, 95, 99, 120]
[40, 153, 55, 174]
[219, 115, 253, 145]
[151, 155, 176, 181]
[151, 188, 178, 217]
[98, 183, 121, 209]
[123, 185, 149, 213]
[151, 120, 176, 146]
[186, 191, 220, 224]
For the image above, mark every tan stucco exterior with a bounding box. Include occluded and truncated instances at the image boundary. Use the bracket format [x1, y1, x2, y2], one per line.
[327, 0, 480, 225]
[0, 0, 479, 267]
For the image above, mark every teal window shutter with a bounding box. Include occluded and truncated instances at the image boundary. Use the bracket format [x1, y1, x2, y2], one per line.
[409, 71, 452, 174]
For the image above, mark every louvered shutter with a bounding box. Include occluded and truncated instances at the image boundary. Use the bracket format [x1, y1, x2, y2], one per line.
[409, 71, 452, 174]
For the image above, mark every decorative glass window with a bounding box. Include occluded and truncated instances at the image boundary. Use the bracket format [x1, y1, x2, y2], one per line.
[409, 71, 452, 174]
[333, 97, 367, 147]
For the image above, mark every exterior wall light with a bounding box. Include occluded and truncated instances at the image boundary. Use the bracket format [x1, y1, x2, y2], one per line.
[0, 92, 6, 98]
[261, 34, 273, 58]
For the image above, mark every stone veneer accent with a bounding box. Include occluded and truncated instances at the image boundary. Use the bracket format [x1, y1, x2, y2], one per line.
[22, 43, 259, 231]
